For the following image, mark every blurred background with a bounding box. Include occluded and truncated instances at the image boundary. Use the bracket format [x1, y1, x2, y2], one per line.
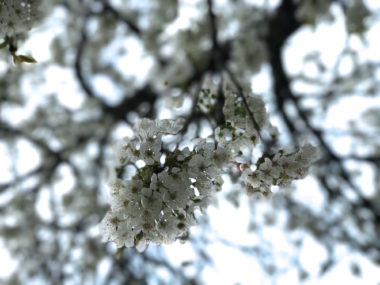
[0, 0, 379, 284]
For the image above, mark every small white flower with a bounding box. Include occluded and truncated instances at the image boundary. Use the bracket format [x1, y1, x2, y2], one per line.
[188, 154, 212, 176]
[194, 139, 215, 160]
[258, 171, 273, 185]
[259, 158, 272, 171]
[212, 146, 231, 167]
[141, 189, 163, 215]
[163, 186, 193, 209]
[140, 141, 161, 165]
[215, 126, 233, 144]
[156, 213, 180, 243]
[246, 174, 261, 188]
[177, 147, 191, 161]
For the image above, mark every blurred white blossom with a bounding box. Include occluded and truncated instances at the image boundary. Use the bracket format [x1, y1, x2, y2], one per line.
[0, 0, 47, 38]
[294, 0, 332, 24]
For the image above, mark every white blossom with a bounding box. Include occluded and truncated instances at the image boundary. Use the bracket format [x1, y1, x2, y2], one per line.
[242, 144, 320, 197]
[0, 0, 46, 38]
[100, 90, 319, 252]
[100, 118, 227, 251]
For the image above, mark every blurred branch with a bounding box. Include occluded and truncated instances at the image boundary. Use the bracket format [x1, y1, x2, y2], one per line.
[265, 0, 380, 262]
[101, 3, 141, 35]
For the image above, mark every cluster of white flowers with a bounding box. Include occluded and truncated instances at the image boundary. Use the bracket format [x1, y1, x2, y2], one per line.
[100, 118, 228, 251]
[242, 144, 320, 197]
[215, 90, 268, 155]
[100, 85, 319, 252]
[0, 0, 44, 38]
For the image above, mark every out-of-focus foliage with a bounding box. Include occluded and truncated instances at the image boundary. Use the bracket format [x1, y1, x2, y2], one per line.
[0, 0, 379, 284]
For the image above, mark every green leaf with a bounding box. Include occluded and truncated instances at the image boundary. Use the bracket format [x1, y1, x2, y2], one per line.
[17, 54, 37, 64]
[115, 247, 124, 260]
[13, 54, 37, 64]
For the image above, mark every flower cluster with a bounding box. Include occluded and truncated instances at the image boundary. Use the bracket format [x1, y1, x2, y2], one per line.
[100, 86, 319, 252]
[215, 90, 268, 155]
[100, 119, 228, 251]
[0, 0, 44, 38]
[242, 144, 320, 197]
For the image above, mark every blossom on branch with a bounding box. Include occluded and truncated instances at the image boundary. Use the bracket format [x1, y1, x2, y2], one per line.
[100, 86, 319, 252]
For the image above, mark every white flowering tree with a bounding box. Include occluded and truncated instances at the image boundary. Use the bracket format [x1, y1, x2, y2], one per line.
[0, 0, 379, 284]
